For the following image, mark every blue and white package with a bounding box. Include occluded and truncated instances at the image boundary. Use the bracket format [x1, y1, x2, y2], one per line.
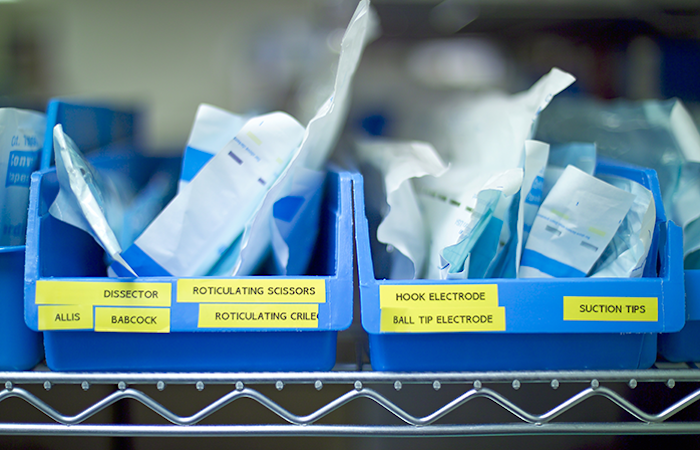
[519, 165, 635, 278]
[179, 104, 246, 192]
[112, 112, 304, 277]
[485, 140, 550, 279]
[50, 124, 137, 275]
[177, 106, 327, 277]
[0, 108, 44, 246]
[439, 168, 522, 279]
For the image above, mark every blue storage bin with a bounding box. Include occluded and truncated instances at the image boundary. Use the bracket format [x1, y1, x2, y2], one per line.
[0, 247, 43, 370]
[24, 101, 353, 372]
[354, 158, 685, 371]
[658, 271, 700, 362]
[40, 99, 138, 170]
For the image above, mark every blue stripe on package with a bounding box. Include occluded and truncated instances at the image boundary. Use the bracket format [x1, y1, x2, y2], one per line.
[178, 104, 246, 191]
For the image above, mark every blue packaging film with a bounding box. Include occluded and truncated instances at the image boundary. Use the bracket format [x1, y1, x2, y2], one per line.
[354, 157, 685, 371]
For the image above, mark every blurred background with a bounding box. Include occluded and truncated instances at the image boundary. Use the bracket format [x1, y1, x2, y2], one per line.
[2, 0, 700, 448]
[2, 0, 700, 151]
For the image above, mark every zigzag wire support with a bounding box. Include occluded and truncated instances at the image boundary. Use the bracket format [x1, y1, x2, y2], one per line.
[0, 368, 699, 436]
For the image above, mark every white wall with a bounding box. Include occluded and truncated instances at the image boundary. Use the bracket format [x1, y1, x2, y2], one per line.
[22, 0, 340, 152]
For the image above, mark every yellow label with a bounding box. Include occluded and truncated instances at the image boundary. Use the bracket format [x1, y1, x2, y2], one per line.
[563, 297, 658, 322]
[380, 307, 505, 332]
[198, 303, 319, 328]
[35, 281, 171, 307]
[178, 279, 326, 304]
[38, 305, 94, 330]
[94, 307, 170, 333]
[379, 284, 498, 309]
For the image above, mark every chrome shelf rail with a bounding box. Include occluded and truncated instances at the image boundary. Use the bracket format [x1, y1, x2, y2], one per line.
[0, 367, 699, 437]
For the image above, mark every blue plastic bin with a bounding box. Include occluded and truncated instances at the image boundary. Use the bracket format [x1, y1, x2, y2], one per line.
[658, 271, 700, 362]
[0, 246, 43, 370]
[24, 101, 353, 372]
[355, 158, 685, 371]
[40, 99, 138, 170]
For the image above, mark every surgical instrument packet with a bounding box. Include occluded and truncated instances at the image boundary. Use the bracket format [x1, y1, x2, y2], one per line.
[0, 108, 45, 246]
[519, 165, 636, 278]
[112, 112, 305, 277]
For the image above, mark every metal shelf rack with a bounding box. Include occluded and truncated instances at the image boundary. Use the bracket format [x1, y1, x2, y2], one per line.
[1, 365, 700, 437]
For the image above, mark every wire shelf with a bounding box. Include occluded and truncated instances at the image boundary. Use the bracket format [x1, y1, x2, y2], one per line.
[0, 366, 699, 437]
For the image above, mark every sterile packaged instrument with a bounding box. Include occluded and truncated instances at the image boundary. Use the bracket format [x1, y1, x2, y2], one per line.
[112, 112, 304, 277]
[0, 108, 45, 246]
[519, 165, 635, 278]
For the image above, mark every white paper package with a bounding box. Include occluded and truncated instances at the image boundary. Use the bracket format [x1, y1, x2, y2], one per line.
[112, 112, 304, 277]
[232, 0, 378, 276]
[357, 139, 449, 279]
[519, 165, 636, 278]
[0, 108, 45, 246]
[358, 68, 575, 279]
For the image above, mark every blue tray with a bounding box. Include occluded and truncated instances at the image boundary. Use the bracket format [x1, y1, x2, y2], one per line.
[354, 159, 685, 371]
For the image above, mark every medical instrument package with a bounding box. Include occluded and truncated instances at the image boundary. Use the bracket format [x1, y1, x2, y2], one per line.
[358, 68, 574, 281]
[171, 0, 376, 278]
[530, 96, 700, 364]
[24, 100, 354, 371]
[111, 112, 305, 278]
[439, 168, 522, 279]
[536, 98, 700, 263]
[50, 124, 137, 275]
[356, 139, 449, 279]
[232, 0, 378, 277]
[0, 108, 45, 246]
[484, 140, 550, 279]
[519, 165, 636, 279]
[176, 104, 324, 276]
[354, 155, 684, 371]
